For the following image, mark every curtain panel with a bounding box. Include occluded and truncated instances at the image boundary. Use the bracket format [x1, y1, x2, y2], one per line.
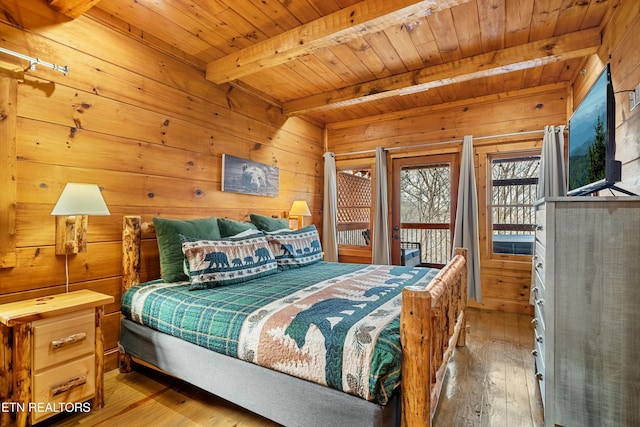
[322, 152, 339, 262]
[453, 136, 482, 301]
[537, 125, 567, 199]
[372, 147, 390, 265]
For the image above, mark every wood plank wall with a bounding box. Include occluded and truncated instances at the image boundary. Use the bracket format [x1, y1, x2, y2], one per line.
[0, 1, 323, 370]
[326, 0, 640, 315]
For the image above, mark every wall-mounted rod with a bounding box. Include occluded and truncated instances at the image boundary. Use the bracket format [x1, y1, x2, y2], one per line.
[0, 46, 69, 75]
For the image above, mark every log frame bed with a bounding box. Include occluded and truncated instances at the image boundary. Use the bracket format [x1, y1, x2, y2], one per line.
[118, 215, 467, 427]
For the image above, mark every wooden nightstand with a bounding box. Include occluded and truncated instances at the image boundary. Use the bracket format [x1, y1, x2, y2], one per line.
[0, 290, 114, 426]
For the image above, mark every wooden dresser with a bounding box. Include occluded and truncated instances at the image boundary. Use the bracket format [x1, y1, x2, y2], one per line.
[532, 196, 640, 427]
[0, 290, 113, 426]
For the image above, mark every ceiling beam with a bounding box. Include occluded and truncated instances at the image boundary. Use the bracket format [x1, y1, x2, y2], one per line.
[283, 28, 601, 117]
[48, 0, 102, 19]
[205, 0, 468, 85]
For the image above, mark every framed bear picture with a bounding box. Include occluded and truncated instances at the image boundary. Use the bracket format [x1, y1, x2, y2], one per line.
[222, 154, 279, 197]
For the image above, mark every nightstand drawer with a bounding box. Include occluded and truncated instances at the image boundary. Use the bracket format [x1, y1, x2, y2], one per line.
[33, 309, 95, 371]
[32, 353, 96, 423]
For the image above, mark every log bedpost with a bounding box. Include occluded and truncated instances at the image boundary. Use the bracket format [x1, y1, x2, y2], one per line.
[400, 286, 432, 427]
[400, 248, 467, 427]
[120, 216, 141, 374]
[455, 247, 467, 347]
[122, 215, 141, 293]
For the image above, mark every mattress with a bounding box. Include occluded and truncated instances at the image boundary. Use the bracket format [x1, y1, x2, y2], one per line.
[121, 261, 438, 405]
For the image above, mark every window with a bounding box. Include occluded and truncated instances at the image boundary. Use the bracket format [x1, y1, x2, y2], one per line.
[490, 154, 540, 256]
[337, 170, 371, 247]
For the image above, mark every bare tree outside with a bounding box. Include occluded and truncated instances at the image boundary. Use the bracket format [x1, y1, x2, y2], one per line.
[400, 164, 451, 266]
[491, 155, 540, 255]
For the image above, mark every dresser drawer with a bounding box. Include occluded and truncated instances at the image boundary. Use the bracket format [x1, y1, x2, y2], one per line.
[534, 301, 545, 333]
[33, 309, 95, 371]
[533, 292, 545, 326]
[533, 338, 546, 403]
[534, 240, 545, 266]
[534, 207, 546, 247]
[532, 266, 545, 303]
[32, 353, 95, 422]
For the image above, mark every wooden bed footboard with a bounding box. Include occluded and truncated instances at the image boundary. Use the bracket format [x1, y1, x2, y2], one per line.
[400, 247, 467, 427]
[121, 216, 467, 426]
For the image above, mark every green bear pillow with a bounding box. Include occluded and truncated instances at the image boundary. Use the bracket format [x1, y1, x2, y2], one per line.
[153, 216, 221, 282]
[249, 213, 289, 232]
[217, 217, 258, 237]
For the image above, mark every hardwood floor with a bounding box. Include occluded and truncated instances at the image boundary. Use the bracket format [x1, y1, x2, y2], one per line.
[433, 308, 544, 427]
[26, 308, 544, 427]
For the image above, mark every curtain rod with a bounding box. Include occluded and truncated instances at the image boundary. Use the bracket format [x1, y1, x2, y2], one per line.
[332, 128, 553, 157]
[0, 46, 69, 75]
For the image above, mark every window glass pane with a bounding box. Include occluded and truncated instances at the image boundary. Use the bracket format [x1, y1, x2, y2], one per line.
[401, 165, 450, 222]
[491, 156, 540, 255]
[337, 170, 371, 246]
[400, 164, 450, 266]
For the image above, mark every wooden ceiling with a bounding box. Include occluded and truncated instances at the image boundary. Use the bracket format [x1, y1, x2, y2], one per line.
[58, 0, 615, 124]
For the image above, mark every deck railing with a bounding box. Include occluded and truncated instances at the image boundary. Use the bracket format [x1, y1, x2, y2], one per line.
[400, 226, 450, 267]
[337, 222, 452, 267]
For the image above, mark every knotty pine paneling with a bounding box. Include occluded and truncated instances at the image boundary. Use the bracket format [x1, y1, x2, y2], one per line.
[327, 85, 568, 151]
[0, 0, 324, 368]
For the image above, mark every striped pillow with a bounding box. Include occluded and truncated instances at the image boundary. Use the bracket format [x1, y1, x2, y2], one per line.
[181, 233, 277, 290]
[266, 225, 323, 269]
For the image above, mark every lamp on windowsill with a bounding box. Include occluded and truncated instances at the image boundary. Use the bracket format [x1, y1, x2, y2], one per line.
[51, 183, 110, 291]
[289, 200, 311, 230]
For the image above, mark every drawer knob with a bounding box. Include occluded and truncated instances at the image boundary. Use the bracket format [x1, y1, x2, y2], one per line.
[531, 349, 538, 357]
[51, 375, 87, 396]
[51, 332, 87, 350]
[536, 335, 543, 343]
[536, 372, 544, 381]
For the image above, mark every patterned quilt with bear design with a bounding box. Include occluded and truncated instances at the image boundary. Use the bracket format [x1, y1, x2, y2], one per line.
[121, 261, 439, 404]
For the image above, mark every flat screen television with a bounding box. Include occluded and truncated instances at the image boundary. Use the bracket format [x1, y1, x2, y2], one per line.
[567, 63, 622, 196]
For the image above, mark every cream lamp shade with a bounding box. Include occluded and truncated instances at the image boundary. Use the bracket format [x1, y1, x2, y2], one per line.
[51, 183, 111, 216]
[51, 183, 110, 255]
[289, 200, 311, 229]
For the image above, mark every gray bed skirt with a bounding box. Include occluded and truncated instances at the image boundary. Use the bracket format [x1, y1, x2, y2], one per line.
[119, 318, 401, 427]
